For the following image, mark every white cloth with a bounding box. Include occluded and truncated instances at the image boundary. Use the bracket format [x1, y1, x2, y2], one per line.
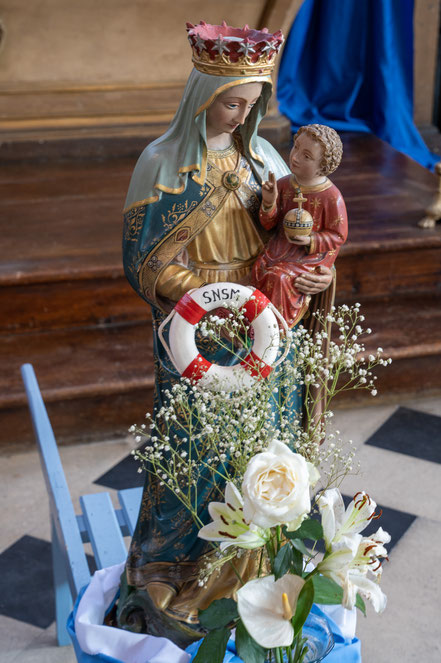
[304, 561, 357, 641]
[318, 603, 357, 640]
[74, 562, 190, 663]
[74, 563, 357, 662]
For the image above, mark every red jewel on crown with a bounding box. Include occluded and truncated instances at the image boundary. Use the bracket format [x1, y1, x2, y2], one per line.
[186, 20, 284, 77]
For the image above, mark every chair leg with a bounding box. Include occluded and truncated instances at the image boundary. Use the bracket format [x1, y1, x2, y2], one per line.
[51, 516, 74, 646]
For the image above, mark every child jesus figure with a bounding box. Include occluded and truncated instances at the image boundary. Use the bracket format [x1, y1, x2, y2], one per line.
[251, 124, 348, 327]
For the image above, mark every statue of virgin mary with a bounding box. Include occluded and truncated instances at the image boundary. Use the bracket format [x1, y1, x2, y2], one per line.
[118, 21, 333, 647]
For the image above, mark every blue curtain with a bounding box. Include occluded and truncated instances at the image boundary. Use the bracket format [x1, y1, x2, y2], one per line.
[277, 0, 439, 170]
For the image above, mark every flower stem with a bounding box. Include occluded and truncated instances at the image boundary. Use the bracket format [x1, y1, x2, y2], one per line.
[275, 647, 284, 663]
[257, 548, 264, 577]
[303, 566, 319, 582]
[276, 525, 282, 554]
[226, 558, 245, 586]
[292, 630, 308, 663]
[266, 539, 276, 566]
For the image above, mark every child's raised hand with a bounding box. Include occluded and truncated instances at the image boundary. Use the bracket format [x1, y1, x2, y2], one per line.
[261, 171, 278, 208]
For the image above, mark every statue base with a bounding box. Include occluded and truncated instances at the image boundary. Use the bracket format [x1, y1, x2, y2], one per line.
[116, 570, 204, 650]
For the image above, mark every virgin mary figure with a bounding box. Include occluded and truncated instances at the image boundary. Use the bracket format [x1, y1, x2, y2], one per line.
[118, 21, 333, 647]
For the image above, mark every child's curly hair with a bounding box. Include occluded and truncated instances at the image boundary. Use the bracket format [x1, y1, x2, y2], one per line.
[294, 124, 343, 176]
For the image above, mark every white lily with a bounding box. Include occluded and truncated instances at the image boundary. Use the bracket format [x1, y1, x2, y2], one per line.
[318, 488, 380, 549]
[198, 482, 270, 551]
[237, 573, 305, 648]
[353, 527, 391, 577]
[343, 570, 387, 614]
[317, 543, 388, 613]
[317, 523, 390, 613]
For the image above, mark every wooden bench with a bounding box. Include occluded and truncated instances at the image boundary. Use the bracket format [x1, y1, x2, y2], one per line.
[21, 363, 143, 646]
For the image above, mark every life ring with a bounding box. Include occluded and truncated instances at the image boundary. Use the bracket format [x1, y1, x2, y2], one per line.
[158, 282, 288, 392]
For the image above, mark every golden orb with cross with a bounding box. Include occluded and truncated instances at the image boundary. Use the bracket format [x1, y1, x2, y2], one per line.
[283, 192, 314, 240]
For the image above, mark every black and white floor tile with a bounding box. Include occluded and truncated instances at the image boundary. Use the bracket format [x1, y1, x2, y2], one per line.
[1, 397, 440, 662]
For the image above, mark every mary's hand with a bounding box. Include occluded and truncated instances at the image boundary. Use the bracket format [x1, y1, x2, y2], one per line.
[294, 266, 333, 295]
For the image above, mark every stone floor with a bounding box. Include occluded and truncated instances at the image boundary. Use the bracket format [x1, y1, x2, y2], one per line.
[1, 393, 441, 663]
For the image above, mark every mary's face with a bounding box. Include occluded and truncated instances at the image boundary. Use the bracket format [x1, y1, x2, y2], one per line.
[205, 82, 264, 138]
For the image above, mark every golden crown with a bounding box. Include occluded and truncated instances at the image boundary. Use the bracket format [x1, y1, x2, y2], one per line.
[186, 21, 284, 77]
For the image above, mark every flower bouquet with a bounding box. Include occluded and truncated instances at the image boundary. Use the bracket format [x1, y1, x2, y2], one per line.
[131, 304, 391, 663]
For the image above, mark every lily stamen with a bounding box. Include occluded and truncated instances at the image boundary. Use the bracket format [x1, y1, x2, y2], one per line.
[354, 492, 371, 509]
[363, 544, 376, 555]
[371, 560, 383, 572]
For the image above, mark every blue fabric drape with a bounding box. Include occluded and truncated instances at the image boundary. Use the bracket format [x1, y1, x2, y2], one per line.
[186, 605, 361, 662]
[277, 0, 438, 170]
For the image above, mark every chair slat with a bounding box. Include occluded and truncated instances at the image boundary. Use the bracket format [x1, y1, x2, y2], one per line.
[118, 487, 143, 537]
[21, 364, 91, 598]
[114, 508, 131, 537]
[80, 493, 128, 568]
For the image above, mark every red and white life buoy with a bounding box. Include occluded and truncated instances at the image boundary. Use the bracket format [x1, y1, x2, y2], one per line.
[158, 282, 288, 392]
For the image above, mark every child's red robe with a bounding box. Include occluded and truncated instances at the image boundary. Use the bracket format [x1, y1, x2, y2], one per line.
[251, 175, 348, 327]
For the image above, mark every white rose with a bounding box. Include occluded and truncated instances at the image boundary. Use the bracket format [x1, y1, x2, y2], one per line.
[241, 440, 318, 531]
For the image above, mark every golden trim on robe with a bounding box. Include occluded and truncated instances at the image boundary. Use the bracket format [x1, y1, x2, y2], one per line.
[290, 174, 333, 193]
[146, 146, 264, 307]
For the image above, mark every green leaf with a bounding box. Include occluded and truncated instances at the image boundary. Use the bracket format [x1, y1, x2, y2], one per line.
[192, 626, 231, 663]
[312, 575, 367, 616]
[273, 543, 294, 580]
[266, 540, 275, 567]
[291, 545, 304, 576]
[312, 574, 343, 605]
[289, 538, 311, 557]
[297, 518, 324, 541]
[292, 579, 314, 637]
[198, 598, 238, 630]
[235, 620, 267, 663]
[284, 519, 323, 541]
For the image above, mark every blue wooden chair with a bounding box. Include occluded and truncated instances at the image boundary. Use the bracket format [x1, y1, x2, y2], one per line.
[21, 363, 142, 646]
